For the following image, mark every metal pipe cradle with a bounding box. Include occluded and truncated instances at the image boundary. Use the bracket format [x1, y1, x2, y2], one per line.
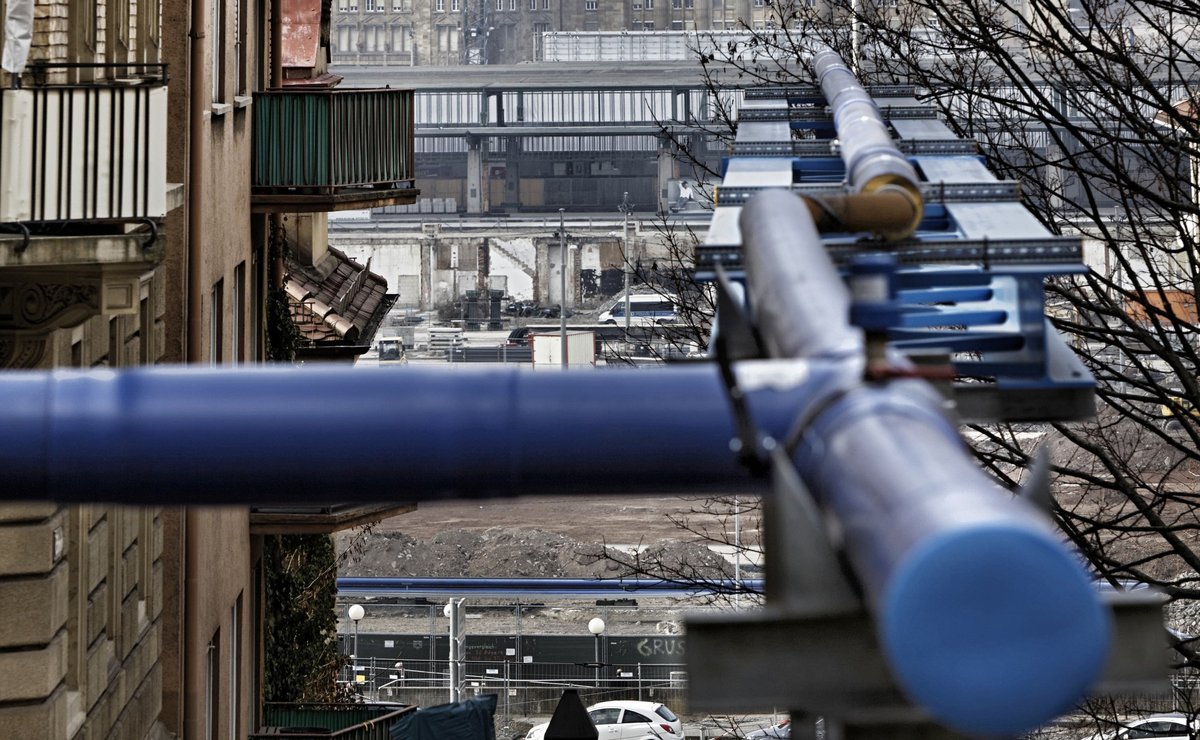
[739, 189, 1109, 737]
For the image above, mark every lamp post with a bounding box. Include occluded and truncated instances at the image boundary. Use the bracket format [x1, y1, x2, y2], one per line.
[619, 193, 632, 335]
[348, 604, 364, 686]
[588, 617, 605, 689]
[559, 208, 567, 369]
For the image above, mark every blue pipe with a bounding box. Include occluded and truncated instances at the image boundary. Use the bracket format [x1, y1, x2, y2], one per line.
[739, 191, 1110, 737]
[336, 576, 766, 598]
[0, 362, 835, 502]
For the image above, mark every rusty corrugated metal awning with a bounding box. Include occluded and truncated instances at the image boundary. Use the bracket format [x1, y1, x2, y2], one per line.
[281, 0, 322, 70]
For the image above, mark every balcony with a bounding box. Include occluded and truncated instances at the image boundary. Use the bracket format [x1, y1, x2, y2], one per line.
[249, 503, 416, 535]
[251, 703, 415, 739]
[0, 63, 179, 367]
[252, 88, 419, 213]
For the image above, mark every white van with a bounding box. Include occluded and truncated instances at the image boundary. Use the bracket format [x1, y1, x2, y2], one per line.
[598, 293, 679, 326]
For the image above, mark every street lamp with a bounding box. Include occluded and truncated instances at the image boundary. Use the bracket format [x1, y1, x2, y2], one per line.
[559, 208, 568, 369]
[348, 604, 365, 686]
[618, 193, 632, 335]
[588, 617, 605, 689]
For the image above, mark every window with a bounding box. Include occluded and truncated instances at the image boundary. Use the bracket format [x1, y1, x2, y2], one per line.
[139, 297, 152, 364]
[138, 0, 161, 61]
[496, 0, 502, 9]
[250, 252, 262, 361]
[107, 317, 121, 367]
[585, 0, 597, 8]
[510, 0, 516, 10]
[589, 709, 621, 725]
[644, 0, 653, 9]
[206, 634, 219, 740]
[211, 0, 225, 102]
[235, 0, 247, 94]
[530, 0, 536, 9]
[542, 0, 550, 8]
[70, 0, 98, 61]
[229, 597, 241, 740]
[641, 19, 653, 27]
[232, 263, 244, 365]
[106, 0, 131, 62]
[210, 279, 223, 365]
[623, 712, 653, 724]
[671, 0, 679, 7]
[435, 0, 443, 11]
[670, 18, 682, 27]
[452, 0, 459, 10]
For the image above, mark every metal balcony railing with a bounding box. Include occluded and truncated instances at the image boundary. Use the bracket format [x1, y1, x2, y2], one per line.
[251, 702, 415, 739]
[253, 88, 416, 192]
[0, 63, 169, 224]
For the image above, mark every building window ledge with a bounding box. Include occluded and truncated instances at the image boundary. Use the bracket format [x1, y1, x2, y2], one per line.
[211, 102, 233, 116]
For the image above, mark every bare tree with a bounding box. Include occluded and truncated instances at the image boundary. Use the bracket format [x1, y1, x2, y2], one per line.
[602, 0, 1200, 730]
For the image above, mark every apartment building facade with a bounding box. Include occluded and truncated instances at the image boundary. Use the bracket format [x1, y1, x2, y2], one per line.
[0, 0, 416, 734]
[330, 0, 793, 65]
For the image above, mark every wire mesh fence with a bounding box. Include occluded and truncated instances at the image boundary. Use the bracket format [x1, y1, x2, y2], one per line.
[342, 657, 688, 722]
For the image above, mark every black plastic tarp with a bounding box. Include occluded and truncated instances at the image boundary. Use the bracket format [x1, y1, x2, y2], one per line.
[390, 694, 498, 740]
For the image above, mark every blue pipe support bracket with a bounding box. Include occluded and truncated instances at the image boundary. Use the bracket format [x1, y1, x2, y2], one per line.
[792, 378, 1111, 737]
[738, 190, 1108, 735]
[0, 362, 834, 502]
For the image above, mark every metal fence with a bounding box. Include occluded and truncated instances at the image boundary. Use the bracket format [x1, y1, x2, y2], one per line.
[343, 657, 688, 721]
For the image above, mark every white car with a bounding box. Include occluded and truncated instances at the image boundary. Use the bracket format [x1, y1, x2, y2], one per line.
[526, 700, 682, 740]
[1089, 713, 1197, 739]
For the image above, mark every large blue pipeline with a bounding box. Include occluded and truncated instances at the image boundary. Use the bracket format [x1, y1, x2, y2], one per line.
[336, 576, 766, 598]
[0, 361, 837, 500]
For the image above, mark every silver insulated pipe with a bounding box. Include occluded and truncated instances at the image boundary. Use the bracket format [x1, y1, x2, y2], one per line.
[810, 44, 924, 239]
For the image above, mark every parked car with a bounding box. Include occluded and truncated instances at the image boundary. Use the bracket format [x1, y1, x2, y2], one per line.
[746, 720, 790, 739]
[525, 700, 682, 740]
[598, 294, 679, 326]
[505, 327, 533, 346]
[1087, 713, 1197, 739]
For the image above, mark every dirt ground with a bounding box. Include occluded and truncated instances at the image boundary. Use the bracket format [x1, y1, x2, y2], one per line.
[367, 494, 740, 542]
[338, 494, 753, 580]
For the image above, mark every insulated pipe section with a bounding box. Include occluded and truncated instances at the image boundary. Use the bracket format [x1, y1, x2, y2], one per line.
[810, 44, 923, 240]
[739, 190, 862, 361]
[0, 363, 828, 503]
[800, 191, 921, 236]
[740, 190, 1111, 735]
[791, 382, 1110, 737]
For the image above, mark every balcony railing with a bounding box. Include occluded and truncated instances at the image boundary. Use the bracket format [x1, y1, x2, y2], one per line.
[253, 88, 416, 197]
[0, 63, 169, 224]
[251, 703, 415, 739]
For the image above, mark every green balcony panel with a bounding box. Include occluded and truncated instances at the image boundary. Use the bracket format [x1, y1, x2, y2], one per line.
[252, 702, 415, 739]
[253, 89, 416, 192]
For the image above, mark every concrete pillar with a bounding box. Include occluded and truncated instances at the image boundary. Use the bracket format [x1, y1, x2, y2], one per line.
[504, 136, 522, 212]
[281, 213, 328, 268]
[656, 135, 677, 214]
[466, 136, 487, 214]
